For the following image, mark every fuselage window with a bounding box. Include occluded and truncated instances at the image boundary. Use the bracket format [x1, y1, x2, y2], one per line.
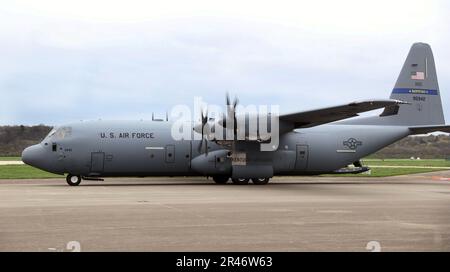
[52, 143, 57, 152]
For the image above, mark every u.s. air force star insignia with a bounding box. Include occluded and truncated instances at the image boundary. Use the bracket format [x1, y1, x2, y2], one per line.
[343, 138, 362, 150]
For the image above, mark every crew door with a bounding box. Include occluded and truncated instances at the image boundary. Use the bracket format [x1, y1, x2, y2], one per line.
[91, 152, 105, 173]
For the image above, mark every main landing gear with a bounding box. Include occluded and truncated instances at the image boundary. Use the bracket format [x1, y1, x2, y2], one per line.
[231, 178, 249, 185]
[212, 175, 229, 184]
[66, 174, 82, 186]
[251, 177, 270, 185]
[212, 176, 271, 185]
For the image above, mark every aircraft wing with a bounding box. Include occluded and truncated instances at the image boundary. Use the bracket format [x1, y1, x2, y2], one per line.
[409, 125, 450, 134]
[279, 99, 407, 129]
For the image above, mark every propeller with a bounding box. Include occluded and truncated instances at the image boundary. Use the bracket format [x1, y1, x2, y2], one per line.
[225, 92, 239, 139]
[195, 93, 240, 155]
[197, 107, 209, 155]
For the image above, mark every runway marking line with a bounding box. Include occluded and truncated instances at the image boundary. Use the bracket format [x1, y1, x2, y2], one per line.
[0, 161, 24, 165]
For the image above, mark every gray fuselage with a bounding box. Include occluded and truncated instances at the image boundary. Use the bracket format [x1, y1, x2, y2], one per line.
[22, 120, 410, 177]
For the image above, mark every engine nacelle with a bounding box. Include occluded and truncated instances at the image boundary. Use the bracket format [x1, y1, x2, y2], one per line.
[195, 113, 280, 142]
[191, 150, 231, 176]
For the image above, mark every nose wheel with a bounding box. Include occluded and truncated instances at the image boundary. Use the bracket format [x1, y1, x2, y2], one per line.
[66, 174, 82, 186]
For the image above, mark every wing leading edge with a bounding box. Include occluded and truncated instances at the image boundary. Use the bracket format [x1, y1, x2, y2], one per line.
[279, 99, 407, 129]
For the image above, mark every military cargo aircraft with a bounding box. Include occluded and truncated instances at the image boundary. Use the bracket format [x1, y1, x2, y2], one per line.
[22, 43, 450, 186]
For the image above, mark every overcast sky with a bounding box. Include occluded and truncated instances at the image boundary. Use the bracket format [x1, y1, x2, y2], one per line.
[0, 0, 449, 125]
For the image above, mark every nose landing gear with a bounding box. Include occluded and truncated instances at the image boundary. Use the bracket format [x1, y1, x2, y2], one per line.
[66, 174, 82, 186]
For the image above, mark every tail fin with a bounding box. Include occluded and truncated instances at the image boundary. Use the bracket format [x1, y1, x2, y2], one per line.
[384, 43, 445, 125]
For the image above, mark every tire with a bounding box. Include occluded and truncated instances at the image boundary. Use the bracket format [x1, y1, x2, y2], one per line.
[231, 178, 249, 185]
[213, 175, 229, 184]
[252, 177, 270, 185]
[66, 174, 82, 186]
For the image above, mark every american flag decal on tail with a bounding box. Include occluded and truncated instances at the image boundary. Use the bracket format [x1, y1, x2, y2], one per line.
[411, 71, 425, 80]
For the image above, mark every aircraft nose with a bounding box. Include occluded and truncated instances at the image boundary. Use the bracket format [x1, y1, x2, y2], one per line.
[22, 144, 45, 167]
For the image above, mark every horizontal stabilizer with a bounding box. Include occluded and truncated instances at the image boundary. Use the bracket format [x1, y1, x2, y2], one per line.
[409, 125, 450, 134]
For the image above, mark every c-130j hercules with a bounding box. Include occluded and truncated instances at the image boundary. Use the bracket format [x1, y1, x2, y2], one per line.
[22, 43, 450, 186]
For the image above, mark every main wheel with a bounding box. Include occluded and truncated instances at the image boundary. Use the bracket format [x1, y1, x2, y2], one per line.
[231, 178, 249, 185]
[213, 175, 229, 184]
[66, 174, 82, 186]
[252, 177, 270, 185]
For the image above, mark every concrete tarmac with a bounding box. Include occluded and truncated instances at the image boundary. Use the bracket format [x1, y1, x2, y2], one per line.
[0, 172, 449, 251]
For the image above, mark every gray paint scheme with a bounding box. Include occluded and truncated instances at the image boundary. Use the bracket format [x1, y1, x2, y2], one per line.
[21, 43, 450, 184]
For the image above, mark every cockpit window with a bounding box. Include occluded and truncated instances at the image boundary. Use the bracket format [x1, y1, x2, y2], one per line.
[46, 128, 57, 139]
[46, 126, 72, 139]
[55, 126, 72, 139]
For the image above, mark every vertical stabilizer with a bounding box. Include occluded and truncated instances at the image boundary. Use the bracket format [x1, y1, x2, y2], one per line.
[386, 43, 445, 125]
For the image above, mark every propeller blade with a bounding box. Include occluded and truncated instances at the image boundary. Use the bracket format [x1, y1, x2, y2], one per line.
[197, 138, 203, 153]
[197, 106, 209, 155]
[197, 138, 209, 155]
[225, 93, 238, 112]
[204, 108, 208, 124]
[225, 92, 239, 139]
